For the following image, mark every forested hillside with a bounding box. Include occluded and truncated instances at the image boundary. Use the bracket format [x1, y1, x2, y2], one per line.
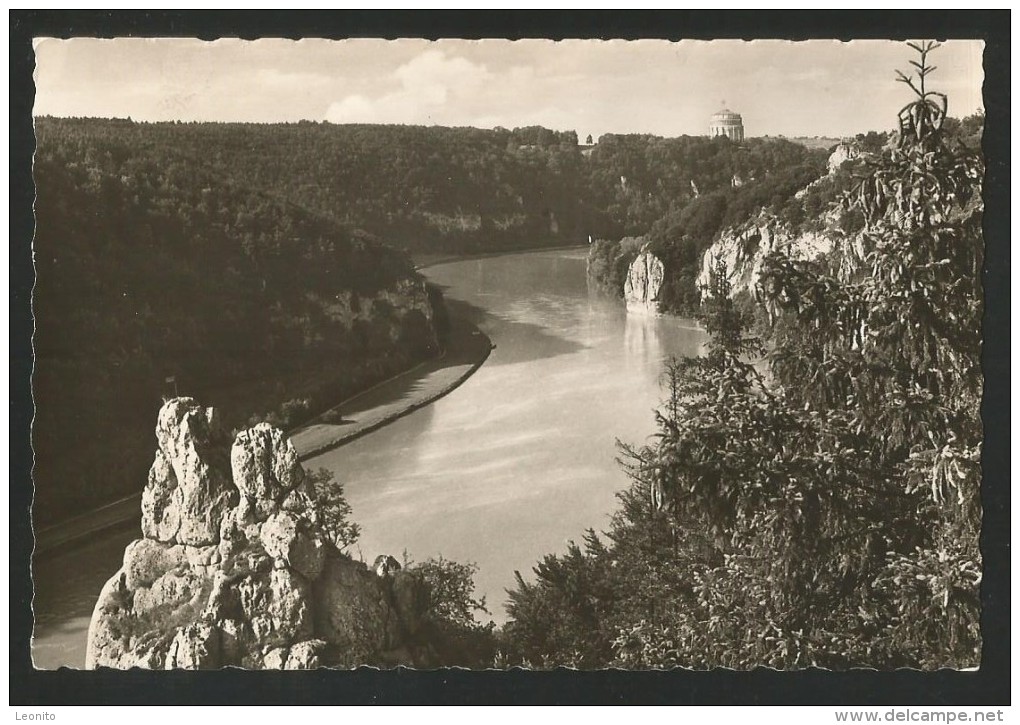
[37, 118, 828, 255]
[588, 115, 980, 316]
[34, 120, 589, 256]
[587, 140, 828, 314]
[33, 119, 441, 524]
[32, 117, 829, 524]
[589, 133, 827, 239]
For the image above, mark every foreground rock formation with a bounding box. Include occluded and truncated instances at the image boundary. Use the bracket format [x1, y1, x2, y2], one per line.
[624, 250, 666, 313]
[86, 397, 431, 669]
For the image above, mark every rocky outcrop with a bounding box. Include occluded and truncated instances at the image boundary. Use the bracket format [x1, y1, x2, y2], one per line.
[827, 141, 860, 173]
[696, 218, 834, 299]
[140, 399, 236, 546]
[624, 251, 665, 313]
[86, 397, 433, 670]
[697, 147, 866, 300]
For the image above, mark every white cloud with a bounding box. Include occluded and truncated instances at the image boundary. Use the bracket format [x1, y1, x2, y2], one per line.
[395, 48, 491, 94]
[325, 94, 376, 122]
[326, 48, 494, 125]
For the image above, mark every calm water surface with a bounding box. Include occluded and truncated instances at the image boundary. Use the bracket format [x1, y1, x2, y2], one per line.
[310, 249, 706, 623]
[31, 248, 706, 668]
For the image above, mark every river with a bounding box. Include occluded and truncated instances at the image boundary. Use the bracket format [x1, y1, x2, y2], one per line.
[30, 247, 707, 668]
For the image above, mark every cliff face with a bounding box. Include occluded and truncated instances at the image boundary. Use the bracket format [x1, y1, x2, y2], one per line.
[696, 144, 859, 299]
[827, 141, 861, 173]
[624, 251, 666, 313]
[695, 219, 834, 299]
[86, 398, 432, 670]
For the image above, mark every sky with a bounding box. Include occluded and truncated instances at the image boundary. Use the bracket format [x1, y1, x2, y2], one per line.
[33, 38, 985, 139]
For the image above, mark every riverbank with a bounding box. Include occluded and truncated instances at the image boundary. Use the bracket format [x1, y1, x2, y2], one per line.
[289, 314, 492, 460]
[34, 313, 493, 555]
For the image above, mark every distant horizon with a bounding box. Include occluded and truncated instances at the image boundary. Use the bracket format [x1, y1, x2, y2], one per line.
[33, 38, 984, 139]
[36, 113, 982, 145]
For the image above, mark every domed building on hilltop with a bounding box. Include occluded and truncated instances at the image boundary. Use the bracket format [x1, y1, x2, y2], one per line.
[709, 106, 745, 142]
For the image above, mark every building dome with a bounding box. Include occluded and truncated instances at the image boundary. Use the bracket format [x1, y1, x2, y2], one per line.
[709, 107, 745, 142]
[711, 109, 742, 122]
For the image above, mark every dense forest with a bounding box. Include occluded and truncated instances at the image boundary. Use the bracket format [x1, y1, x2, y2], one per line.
[32, 117, 832, 523]
[498, 44, 985, 669]
[37, 117, 827, 259]
[33, 120, 442, 524]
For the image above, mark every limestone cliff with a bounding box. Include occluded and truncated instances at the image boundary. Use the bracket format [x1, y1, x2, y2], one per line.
[696, 143, 862, 299]
[86, 397, 432, 669]
[827, 140, 861, 173]
[624, 251, 666, 313]
[695, 217, 834, 299]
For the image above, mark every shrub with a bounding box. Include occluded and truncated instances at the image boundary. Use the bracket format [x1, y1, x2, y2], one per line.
[307, 467, 361, 552]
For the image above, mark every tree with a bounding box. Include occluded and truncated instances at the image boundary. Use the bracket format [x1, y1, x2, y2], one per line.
[403, 554, 497, 667]
[307, 468, 361, 552]
[757, 40, 983, 667]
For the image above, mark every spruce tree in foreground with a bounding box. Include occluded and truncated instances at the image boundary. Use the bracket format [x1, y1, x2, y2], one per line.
[758, 40, 983, 667]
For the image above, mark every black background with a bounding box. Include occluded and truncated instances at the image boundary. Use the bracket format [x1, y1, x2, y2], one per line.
[10, 9, 1010, 706]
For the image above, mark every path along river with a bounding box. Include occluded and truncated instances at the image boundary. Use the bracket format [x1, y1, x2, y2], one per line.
[31, 248, 707, 668]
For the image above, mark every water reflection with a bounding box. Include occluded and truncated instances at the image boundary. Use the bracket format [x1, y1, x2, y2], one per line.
[624, 307, 662, 365]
